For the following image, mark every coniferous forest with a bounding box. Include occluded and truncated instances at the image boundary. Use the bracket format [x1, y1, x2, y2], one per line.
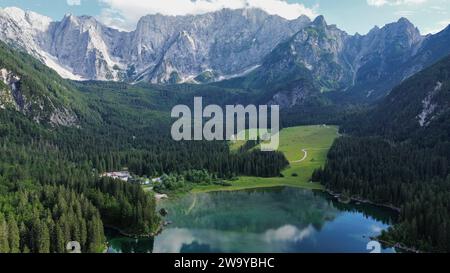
[0, 106, 288, 253]
[0, 42, 289, 253]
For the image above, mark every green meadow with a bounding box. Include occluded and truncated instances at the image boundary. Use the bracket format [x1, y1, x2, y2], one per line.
[192, 125, 339, 193]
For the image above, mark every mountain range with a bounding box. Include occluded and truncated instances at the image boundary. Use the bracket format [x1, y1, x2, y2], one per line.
[0, 7, 310, 83]
[1, 6, 450, 104]
[229, 15, 450, 105]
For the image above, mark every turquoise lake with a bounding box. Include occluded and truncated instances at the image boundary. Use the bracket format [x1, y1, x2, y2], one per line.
[107, 187, 398, 253]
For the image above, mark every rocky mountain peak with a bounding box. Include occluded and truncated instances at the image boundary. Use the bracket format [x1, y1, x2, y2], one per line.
[382, 17, 422, 42]
[397, 17, 414, 26]
[312, 15, 327, 27]
[368, 25, 380, 34]
[296, 14, 311, 23]
[1, 6, 52, 31]
[240, 7, 272, 20]
[60, 13, 104, 31]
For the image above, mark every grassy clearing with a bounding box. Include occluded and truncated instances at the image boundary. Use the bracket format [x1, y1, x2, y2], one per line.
[192, 125, 339, 193]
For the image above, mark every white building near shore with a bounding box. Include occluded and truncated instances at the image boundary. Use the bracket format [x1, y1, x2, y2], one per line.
[101, 171, 132, 182]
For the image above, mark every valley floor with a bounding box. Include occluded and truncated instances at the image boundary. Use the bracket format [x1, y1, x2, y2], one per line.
[192, 125, 339, 193]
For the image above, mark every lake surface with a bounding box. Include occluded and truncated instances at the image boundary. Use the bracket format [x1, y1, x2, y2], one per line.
[107, 187, 398, 253]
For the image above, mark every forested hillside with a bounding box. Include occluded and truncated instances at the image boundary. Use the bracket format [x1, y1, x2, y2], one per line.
[314, 55, 450, 252]
[0, 42, 100, 126]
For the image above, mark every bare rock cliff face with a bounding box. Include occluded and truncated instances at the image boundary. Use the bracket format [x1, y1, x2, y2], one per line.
[0, 67, 78, 127]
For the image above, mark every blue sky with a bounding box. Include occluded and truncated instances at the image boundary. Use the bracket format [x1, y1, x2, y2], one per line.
[0, 0, 449, 34]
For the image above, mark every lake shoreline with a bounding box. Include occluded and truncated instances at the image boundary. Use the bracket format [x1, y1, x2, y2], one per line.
[190, 180, 323, 194]
[109, 186, 399, 253]
[104, 222, 164, 239]
[325, 189, 401, 213]
[324, 189, 424, 253]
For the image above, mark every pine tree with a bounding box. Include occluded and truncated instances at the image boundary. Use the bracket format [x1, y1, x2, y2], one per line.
[36, 222, 50, 253]
[7, 215, 20, 253]
[0, 214, 10, 253]
[19, 221, 29, 253]
[54, 224, 65, 253]
[87, 217, 104, 253]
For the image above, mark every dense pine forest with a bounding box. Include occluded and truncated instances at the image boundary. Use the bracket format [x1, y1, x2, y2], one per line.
[0, 42, 289, 253]
[0, 89, 289, 253]
[0, 110, 161, 252]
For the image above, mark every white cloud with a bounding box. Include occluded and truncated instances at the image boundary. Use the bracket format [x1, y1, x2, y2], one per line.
[67, 0, 81, 6]
[428, 5, 448, 15]
[394, 10, 415, 16]
[367, 0, 428, 7]
[263, 225, 315, 243]
[98, 0, 318, 31]
[424, 19, 450, 34]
